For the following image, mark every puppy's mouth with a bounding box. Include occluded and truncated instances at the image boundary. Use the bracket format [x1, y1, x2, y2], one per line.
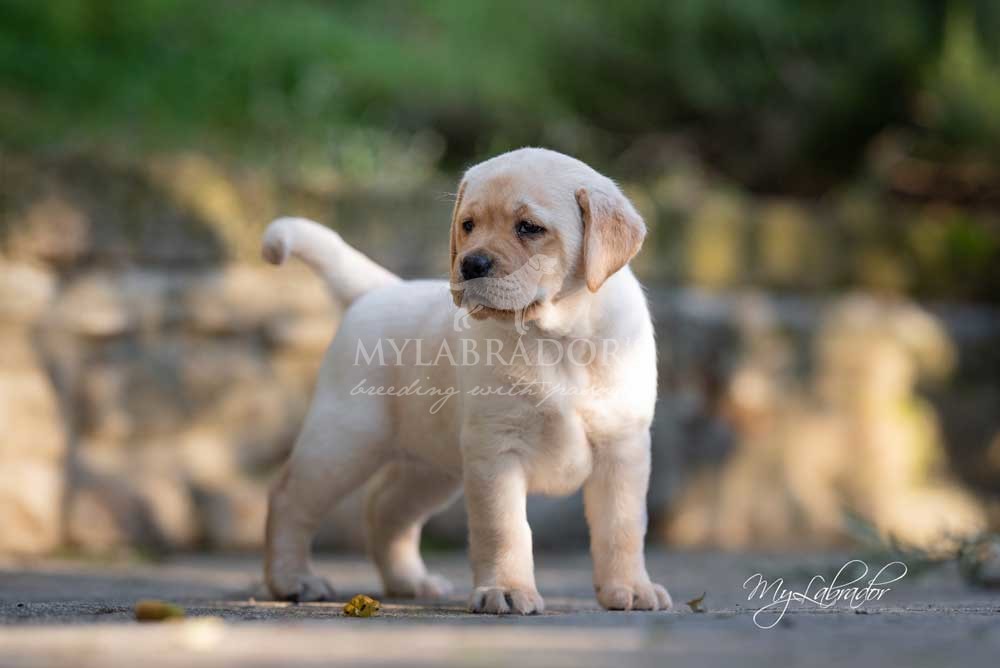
[451, 275, 546, 310]
[450, 284, 544, 321]
[464, 300, 544, 322]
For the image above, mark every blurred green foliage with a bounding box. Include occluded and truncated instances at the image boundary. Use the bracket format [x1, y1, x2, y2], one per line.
[2, 0, 999, 189]
[2, 0, 999, 301]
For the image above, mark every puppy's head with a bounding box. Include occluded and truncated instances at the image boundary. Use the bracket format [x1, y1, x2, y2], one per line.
[449, 148, 645, 320]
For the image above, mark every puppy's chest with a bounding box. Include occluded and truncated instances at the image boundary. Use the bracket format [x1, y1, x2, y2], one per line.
[522, 401, 591, 496]
[518, 356, 633, 438]
[502, 362, 626, 495]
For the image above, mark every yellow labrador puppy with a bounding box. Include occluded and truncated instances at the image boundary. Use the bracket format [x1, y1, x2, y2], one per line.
[262, 147, 670, 614]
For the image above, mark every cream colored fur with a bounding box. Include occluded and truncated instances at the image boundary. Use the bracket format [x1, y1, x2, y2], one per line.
[262, 148, 671, 614]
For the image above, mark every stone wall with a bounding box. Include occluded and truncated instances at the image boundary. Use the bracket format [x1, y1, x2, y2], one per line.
[0, 263, 64, 554]
[649, 290, 998, 550]
[2, 150, 998, 556]
[0, 260, 339, 554]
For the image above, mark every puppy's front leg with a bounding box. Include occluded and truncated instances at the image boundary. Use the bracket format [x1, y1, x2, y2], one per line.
[464, 451, 544, 614]
[584, 431, 672, 611]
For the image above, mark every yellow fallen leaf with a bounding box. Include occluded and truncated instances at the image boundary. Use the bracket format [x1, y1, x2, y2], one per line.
[343, 594, 380, 618]
[686, 592, 707, 613]
[135, 599, 185, 622]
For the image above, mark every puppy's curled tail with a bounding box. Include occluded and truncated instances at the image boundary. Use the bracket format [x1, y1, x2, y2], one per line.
[262, 217, 400, 306]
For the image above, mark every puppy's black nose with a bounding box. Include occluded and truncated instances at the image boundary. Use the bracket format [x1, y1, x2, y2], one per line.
[461, 253, 493, 280]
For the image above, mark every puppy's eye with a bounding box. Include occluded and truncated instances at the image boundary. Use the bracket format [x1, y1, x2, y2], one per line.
[462, 220, 474, 233]
[516, 220, 545, 237]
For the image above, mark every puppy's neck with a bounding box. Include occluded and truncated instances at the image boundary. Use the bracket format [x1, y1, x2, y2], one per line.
[533, 268, 639, 340]
[471, 267, 642, 343]
[531, 289, 595, 338]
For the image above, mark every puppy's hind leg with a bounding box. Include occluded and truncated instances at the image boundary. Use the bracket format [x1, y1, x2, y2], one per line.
[365, 461, 461, 599]
[265, 404, 387, 602]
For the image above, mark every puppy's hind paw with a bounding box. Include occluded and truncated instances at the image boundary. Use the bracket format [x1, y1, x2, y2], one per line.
[385, 573, 454, 600]
[469, 586, 544, 615]
[414, 573, 454, 599]
[270, 574, 336, 603]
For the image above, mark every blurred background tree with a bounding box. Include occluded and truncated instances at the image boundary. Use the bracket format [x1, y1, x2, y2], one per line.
[4, 0, 998, 295]
[2, 0, 999, 187]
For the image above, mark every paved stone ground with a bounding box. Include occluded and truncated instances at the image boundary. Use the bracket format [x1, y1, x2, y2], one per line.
[1, 550, 998, 667]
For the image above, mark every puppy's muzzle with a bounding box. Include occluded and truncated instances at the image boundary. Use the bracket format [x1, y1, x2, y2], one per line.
[461, 253, 493, 280]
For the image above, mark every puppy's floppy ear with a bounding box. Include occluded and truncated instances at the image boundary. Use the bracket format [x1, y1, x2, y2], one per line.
[576, 182, 646, 292]
[449, 180, 468, 275]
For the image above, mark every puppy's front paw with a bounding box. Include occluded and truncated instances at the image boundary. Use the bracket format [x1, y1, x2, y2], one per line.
[596, 579, 672, 611]
[269, 574, 336, 603]
[385, 572, 454, 599]
[469, 586, 544, 615]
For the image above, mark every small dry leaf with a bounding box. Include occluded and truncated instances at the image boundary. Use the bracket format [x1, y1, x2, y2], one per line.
[959, 534, 1000, 588]
[135, 599, 185, 622]
[343, 594, 381, 618]
[686, 592, 707, 613]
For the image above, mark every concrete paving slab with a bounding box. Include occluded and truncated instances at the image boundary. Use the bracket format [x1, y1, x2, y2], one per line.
[1, 551, 998, 667]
